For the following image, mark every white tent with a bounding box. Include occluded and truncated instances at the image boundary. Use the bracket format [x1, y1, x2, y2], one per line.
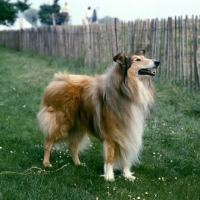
[11, 16, 32, 30]
[0, 25, 9, 31]
[0, 16, 32, 31]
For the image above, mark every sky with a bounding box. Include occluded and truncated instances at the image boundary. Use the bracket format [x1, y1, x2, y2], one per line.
[26, 0, 200, 25]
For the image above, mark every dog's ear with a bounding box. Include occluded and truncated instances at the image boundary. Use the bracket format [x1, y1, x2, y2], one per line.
[113, 53, 132, 68]
[113, 53, 132, 81]
[135, 48, 146, 56]
[113, 53, 126, 65]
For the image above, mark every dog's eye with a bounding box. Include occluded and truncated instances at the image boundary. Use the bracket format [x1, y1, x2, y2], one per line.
[135, 58, 141, 61]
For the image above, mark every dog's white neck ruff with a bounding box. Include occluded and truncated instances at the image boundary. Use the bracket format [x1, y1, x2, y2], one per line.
[114, 79, 153, 170]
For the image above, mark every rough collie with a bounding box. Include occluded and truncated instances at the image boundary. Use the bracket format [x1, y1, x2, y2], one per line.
[37, 48, 160, 181]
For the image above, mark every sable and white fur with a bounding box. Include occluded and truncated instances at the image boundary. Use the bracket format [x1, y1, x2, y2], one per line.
[37, 49, 160, 181]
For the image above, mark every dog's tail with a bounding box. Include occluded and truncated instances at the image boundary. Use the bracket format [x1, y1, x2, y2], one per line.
[37, 106, 90, 152]
[53, 71, 69, 82]
[37, 106, 57, 138]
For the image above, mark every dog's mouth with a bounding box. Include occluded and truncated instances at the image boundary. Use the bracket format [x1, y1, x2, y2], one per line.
[138, 67, 157, 76]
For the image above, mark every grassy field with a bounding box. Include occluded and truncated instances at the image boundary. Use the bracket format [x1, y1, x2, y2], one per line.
[0, 46, 200, 200]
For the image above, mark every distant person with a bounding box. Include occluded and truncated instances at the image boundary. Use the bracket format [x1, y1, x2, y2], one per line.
[86, 7, 93, 24]
[82, 18, 88, 25]
[59, 2, 69, 25]
[92, 9, 98, 24]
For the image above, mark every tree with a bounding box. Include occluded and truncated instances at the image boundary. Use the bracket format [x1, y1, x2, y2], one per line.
[15, 0, 31, 13]
[98, 16, 119, 24]
[0, 0, 17, 25]
[24, 8, 38, 27]
[38, 0, 62, 25]
[38, 4, 53, 25]
[0, 0, 31, 25]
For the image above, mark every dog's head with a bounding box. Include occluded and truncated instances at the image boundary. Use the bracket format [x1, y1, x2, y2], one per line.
[113, 48, 160, 79]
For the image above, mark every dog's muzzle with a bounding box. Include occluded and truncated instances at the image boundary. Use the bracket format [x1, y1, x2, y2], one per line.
[138, 60, 160, 77]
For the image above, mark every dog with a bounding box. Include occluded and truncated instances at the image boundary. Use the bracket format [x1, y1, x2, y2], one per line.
[37, 48, 160, 181]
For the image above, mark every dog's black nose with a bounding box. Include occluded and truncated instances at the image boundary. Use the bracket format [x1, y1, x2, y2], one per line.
[154, 60, 160, 67]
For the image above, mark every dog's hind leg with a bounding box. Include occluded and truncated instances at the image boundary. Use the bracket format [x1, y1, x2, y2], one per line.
[102, 140, 115, 181]
[68, 142, 81, 165]
[43, 139, 54, 167]
[37, 106, 57, 167]
[68, 132, 89, 166]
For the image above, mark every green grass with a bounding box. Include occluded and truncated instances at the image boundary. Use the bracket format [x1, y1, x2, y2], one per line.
[0, 46, 200, 200]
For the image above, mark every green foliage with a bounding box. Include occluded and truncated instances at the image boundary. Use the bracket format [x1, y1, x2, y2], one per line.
[38, 0, 62, 25]
[0, 46, 200, 200]
[0, 0, 30, 25]
[38, 4, 53, 25]
[15, 0, 31, 13]
[0, 0, 17, 25]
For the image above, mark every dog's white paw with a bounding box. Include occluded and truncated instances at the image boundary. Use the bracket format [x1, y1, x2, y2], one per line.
[100, 174, 115, 181]
[45, 163, 53, 167]
[124, 174, 136, 181]
[123, 167, 135, 181]
[78, 162, 86, 167]
[103, 163, 115, 181]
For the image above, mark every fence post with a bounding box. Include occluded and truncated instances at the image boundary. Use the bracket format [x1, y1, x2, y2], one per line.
[174, 16, 178, 79]
[130, 21, 135, 54]
[89, 25, 93, 67]
[84, 25, 93, 67]
[114, 18, 119, 53]
[150, 19, 155, 58]
[163, 19, 167, 78]
[185, 16, 189, 87]
[194, 16, 200, 88]
[167, 17, 173, 79]
[52, 13, 56, 26]
[177, 16, 185, 85]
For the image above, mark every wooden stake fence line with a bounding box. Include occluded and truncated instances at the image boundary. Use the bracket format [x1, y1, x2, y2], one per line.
[0, 16, 199, 88]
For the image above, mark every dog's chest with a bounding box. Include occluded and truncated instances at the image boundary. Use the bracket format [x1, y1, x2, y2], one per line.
[137, 81, 153, 107]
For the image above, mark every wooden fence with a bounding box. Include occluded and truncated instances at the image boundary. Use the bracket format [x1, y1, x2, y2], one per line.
[0, 15, 199, 88]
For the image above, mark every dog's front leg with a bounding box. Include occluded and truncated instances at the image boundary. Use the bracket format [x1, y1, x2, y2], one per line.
[102, 140, 115, 181]
[122, 165, 136, 180]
